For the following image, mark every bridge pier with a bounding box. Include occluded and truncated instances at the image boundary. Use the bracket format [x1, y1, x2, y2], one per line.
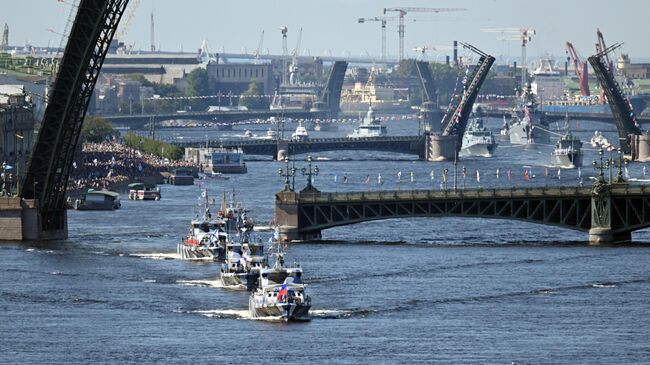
[588, 228, 631, 245]
[276, 141, 288, 161]
[630, 134, 650, 162]
[425, 134, 456, 161]
[0, 197, 68, 241]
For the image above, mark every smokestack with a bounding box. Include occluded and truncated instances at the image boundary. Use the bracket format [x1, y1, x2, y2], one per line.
[150, 11, 155, 52]
[1, 23, 8, 51]
[453, 40, 458, 66]
[564, 61, 569, 76]
[513, 61, 517, 77]
[445, 55, 450, 65]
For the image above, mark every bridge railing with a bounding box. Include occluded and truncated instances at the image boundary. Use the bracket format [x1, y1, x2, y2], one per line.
[294, 184, 650, 203]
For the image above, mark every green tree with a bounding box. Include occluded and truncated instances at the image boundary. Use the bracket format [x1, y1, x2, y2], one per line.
[124, 132, 184, 161]
[238, 80, 270, 110]
[81, 116, 117, 143]
[185, 68, 210, 97]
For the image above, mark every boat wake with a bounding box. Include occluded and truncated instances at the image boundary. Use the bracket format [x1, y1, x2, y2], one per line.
[130, 252, 182, 260]
[176, 279, 223, 288]
[180, 308, 370, 321]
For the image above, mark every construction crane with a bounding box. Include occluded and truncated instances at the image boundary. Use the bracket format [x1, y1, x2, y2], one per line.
[289, 28, 302, 85]
[383, 7, 467, 62]
[412, 45, 455, 61]
[481, 27, 535, 91]
[358, 17, 397, 62]
[253, 30, 264, 64]
[565, 41, 590, 96]
[115, 0, 141, 43]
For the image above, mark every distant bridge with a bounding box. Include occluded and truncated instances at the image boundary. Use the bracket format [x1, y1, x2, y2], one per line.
[99, 109, 328, 128]
[275, 180, 650, 244]
[483, 110, 650, 125]
[175, 135, 426, 159]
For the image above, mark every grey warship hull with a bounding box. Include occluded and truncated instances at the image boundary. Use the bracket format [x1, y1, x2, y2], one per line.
[509, 122, 551, 145]
[551, 152, 583, 168]
[459, 142, 497, 157]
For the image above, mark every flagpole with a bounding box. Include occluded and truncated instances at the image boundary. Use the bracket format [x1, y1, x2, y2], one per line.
[453, 146, 458, 193]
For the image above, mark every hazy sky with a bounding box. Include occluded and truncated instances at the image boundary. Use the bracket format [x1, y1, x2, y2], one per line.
[3, 0, 648, 62]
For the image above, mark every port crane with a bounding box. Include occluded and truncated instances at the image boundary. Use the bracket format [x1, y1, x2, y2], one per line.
[280, 26, 288, 85]
[289, 28, 302, 85]
[565, 41, 590, 96]
[481, 27, 534, 91]
[383, 7, 467, 62]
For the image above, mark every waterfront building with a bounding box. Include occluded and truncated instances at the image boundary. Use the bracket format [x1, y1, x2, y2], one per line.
[0, 85, 35, 190]
[207, 61, 274, 96]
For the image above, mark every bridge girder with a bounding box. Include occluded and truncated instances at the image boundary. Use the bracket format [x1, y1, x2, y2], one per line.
[297, 193, 593, 234]
[277, 185, 650, 240]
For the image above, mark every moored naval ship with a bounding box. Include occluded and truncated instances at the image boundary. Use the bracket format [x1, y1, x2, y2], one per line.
[460, 106, 497, 157]
[508, 85, 551, 146]
[550, 133, 583, 168]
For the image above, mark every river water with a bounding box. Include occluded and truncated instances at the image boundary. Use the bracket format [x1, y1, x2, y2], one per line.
[2, 119, 650, 364]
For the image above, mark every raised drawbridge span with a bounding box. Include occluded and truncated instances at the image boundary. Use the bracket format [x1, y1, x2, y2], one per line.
[20, 0, 129, 238]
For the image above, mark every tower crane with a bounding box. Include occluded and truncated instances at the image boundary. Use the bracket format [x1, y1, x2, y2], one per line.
[565, 41, 590, 96]
[383, 7, 467, 62]
[358, 17, 397, 62]
[481, 27, 535, 91]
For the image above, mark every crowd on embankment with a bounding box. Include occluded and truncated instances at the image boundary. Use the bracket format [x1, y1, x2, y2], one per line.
[69, 141, 193, 194]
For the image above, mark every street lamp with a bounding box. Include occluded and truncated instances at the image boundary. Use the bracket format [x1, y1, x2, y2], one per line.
[301, 155, 319, 190]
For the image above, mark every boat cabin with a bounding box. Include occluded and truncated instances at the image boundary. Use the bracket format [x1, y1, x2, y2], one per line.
[75, 189, 121, 210]
[128, 182, 161, 200]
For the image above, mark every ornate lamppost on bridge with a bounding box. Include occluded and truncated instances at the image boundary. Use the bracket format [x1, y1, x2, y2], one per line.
[614, 147, 627, 184]
[592, 149, 607, 183]
[278, 157, 297, 191]
[301, 155, 319, 191]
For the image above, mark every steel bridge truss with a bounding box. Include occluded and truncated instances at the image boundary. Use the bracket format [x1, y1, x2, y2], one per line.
[441, 44, 495, 151]
[291, 186, 650, 237]
[21, 0, 129, 231]
[588, 44, 641, 155]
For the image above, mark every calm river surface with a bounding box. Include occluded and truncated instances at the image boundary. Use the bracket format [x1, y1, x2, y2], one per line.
[2, 119, 650, 364]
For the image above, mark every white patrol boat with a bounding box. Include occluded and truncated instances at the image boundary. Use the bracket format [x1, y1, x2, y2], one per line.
[248, 269, 310, 321]
[291, 121, 309, 141]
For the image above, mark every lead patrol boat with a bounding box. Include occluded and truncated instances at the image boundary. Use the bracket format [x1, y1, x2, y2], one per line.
[247, 235, 311, 321]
